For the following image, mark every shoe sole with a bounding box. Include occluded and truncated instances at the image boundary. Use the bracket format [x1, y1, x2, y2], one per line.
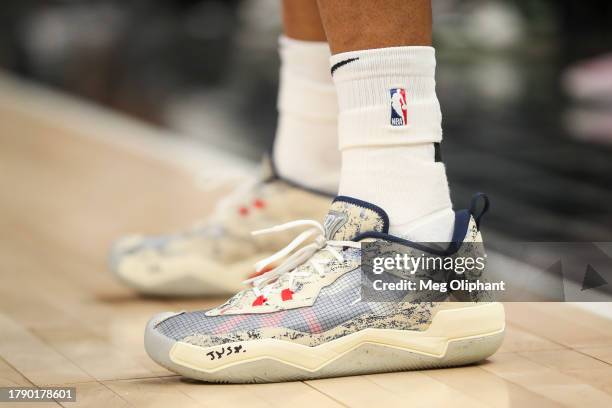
[145, 302, 505, 383]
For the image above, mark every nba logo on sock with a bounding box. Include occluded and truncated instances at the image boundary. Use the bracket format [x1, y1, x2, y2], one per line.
[390, 88, 407, 126]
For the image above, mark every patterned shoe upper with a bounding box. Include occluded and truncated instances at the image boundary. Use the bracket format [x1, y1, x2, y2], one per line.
[153, 195, 489, 347]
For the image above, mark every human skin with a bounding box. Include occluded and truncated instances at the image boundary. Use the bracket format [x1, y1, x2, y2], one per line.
[316, 0, 432, 54]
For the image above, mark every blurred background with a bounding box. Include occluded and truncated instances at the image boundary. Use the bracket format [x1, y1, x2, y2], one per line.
[1, 0, 611, 242]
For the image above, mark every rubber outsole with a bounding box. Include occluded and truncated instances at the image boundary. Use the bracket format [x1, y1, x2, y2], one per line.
[145, 303, 505, 383]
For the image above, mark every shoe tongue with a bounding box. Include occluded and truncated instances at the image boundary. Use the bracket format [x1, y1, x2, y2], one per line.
[323, 196, 389, 241]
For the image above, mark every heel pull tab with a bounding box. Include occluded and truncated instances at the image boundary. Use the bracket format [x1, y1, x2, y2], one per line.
[469, 193, 490, 229]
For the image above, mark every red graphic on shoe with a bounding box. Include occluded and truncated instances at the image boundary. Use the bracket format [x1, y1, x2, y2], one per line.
[238, 206, 249, 216]
[252, 295, 267, 306]
[253, 199, 266, 209]
[281, 288, 294, 301]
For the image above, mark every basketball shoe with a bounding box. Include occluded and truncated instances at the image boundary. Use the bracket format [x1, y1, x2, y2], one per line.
[109, 163, 331, 296]
[144, 194, 505, 382]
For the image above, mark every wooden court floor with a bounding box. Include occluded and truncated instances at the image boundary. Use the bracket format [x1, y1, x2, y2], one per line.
[2, 86, 612, 407]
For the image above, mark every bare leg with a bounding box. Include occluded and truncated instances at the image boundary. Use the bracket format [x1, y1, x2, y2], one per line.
[316, 0, 431, 53]
[282, 0, 327, 41]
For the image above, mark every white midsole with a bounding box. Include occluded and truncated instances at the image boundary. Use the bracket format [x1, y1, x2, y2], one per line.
[169, 302, 505, 373]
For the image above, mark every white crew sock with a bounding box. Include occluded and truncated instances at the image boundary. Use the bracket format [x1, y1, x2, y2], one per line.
[273, 36, 340, 194]
[331, 46, 454, 242]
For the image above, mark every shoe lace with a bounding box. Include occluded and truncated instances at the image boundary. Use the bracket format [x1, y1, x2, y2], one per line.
[243, 220, 361, 298]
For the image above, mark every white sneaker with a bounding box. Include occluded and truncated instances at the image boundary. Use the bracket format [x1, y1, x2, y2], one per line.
[144, 194, 505, 382]
[109, 166, 331, 296]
